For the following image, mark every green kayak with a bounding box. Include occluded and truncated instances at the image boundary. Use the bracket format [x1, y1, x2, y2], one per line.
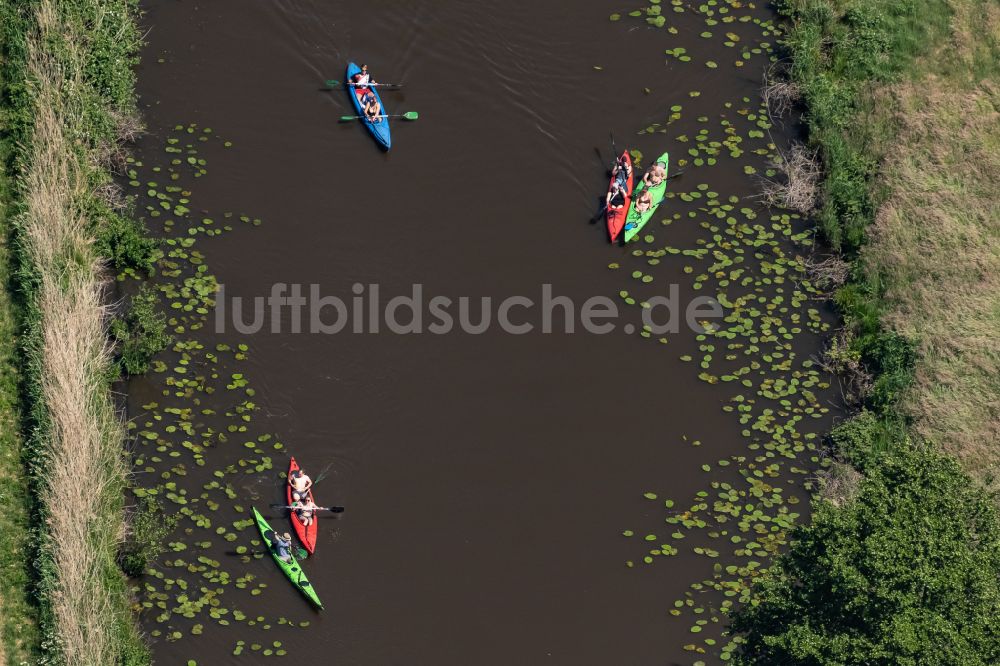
[622, 152, 670, 243]
[251, 507, 323, 609]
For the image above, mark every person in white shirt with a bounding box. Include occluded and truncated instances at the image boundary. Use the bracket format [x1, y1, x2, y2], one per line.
[289, 468, 313, 502]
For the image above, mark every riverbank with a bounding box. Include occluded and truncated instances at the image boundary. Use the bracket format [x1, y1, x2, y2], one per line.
[3, 0, 156, 662]
[731, 0, 1000, 661]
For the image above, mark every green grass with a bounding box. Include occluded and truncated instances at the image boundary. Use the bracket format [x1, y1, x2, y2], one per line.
[776, 0, 1000, 477]
[783, 0, 955, 253]
[0, 74, 39, 666]
[0, 4, 39, 662]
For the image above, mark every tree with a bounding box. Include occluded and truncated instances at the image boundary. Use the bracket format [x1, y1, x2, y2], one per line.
[731, 446, 1000, 666]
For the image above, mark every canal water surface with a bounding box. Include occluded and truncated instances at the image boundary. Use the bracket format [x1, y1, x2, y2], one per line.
[127, 0, 836, 663]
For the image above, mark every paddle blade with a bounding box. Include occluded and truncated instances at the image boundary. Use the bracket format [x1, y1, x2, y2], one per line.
[402, 111, 419, 120]
[324, 79, 340, 88]
[339, 115, 360, 122]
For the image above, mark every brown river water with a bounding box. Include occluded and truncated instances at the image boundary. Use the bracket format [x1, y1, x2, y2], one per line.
[126, 0, 838, 663]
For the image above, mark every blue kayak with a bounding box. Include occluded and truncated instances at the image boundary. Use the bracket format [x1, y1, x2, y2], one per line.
[345, 62, 391, 150]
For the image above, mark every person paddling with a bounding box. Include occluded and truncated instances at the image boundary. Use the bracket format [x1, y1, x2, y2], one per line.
[643, 159, 667, 187]
[607, 179, 627, 210]
[352, 63, 373, 87]
[274, 531, 294, 563]
[351, 64, 383, 122]
[292, 498, 318, 527]
[606, 154, 632, 210]
[362, 92, 382, 122]
[289, 467, 313, 502]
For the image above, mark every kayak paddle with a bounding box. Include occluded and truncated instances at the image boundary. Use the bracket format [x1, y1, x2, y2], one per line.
[339, 111, 419, 122]
[324, 79, 403, 89]
[237, 545, 310, 560]
[270, 503, 345, 513]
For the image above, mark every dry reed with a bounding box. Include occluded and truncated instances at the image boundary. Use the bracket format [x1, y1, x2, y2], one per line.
[21, 1, 132, 661]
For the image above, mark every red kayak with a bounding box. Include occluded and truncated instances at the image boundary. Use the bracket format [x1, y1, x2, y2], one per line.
[287, 457, 318, 553]
[606, 150, 634, 242]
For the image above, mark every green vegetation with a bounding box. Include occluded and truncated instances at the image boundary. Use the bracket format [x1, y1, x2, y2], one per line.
[96, 212, 158, 277]
[610, 4, 836, 659]
[730, 0, 1000, 662]
[111, 286, 170, 376]
[2, 0, 156, 661]
[119, 496, 178, 578]
[0, 8, 39, 661]
[123, 122, 314, 659]
[776, 0, 1000, 478]
[780, 0, 953, 253]
[732, 444, 1000, 665]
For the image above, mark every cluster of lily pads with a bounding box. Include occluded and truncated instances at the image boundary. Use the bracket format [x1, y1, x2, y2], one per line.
[608, 3, 837, 663]
[612, 0, 782, 71]
[122, 124, 305, 660]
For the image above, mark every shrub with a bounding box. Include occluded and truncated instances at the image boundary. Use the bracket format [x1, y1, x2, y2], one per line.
[829, 409, 906, 468]
[109, 286, 169, 376]
[118, 495, 177, 578]
[860, 331, 917, 411]
[95, 210, 158, 276]
[731, 446, 1000, 666]
[834, 281, 882, 338]
[840, 5, 891, 80]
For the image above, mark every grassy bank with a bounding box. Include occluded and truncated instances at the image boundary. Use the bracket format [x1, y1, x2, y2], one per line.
[0, 15, 38, 661]
[731, 0, 1000, 662]
[785, 0, 1000, 482]
[3, 0, 158, 662]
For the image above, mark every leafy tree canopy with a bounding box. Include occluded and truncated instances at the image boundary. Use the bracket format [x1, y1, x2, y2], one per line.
[731, 446, 1000, 666]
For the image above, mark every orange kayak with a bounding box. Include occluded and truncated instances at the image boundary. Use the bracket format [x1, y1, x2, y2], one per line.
[287, 457, 318, 553]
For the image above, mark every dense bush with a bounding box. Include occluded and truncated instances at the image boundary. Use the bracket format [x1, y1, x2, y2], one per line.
[119, 496, 178, 577]
[829, 409, 905, 467]
[110, 286, 170, 376]
[731, 445, 1000, 666]
[96, 209, 158, 276]
[860, 331, 917, 411]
